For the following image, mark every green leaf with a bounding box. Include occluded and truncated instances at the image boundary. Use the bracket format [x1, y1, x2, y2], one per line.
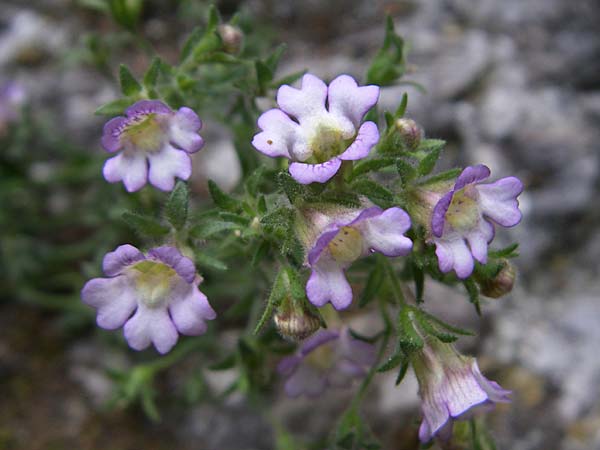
[314, 190, 361, 208]
[254, 268, 287, 335]
[463, 279, 482, 316]
[365, 15, 406, 86]
[164, 181, 188, 230]
[255, 60, 274, 88]
[208, 180, 241, 212]
[377, 348, 404, 372]
[251, 240, 270, 267]
[418, 310, 475, 336]
[351, 179, 395, 208]
[95, 98, 132, 116]
[277, 172, 306, 204]
[398, 307, 424, 353]
[265, 43, 287, 73]
[395, 92, 408, 117]
[489, 243, 519, 259]
[195, 251, 228, 271]
[419, 167, 462, 185]
[109, 0, 142, 31]
[415, 313, 458, 343]
[122, 211, 170, 238]
[359, 262, 384, 307]
[271, 70, 306, 88]
[209, 353, 236, 371]
[351, 157, 396, 180]
[143, 57, 165, 88]
[119, 64, 142, 96]
[413, 262, 424, 303]
[395, 359, 409, 385]
[395, 158, 417, 186]
[190, 220, 240, 239]
[417, 146, 442, 176]
[180, 27, 204, 62]
[417, 138, 446, 153]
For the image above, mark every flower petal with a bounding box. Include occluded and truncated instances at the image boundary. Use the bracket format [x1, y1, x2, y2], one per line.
[444, 369, 489, 418]
[276, 73, 327, 123]
[435, 237, 475, 279]
[252, 108, 302, 159]
[169, 284, 216, 335]
[454, 164, 491, 191]
[465, 220, 494, 264]
[301, 329, 339, 355]
[277, 355, 302, 376]
[147, 246, 196, 283]
[327, 74, 379, 127]
[147, 145, 192, 191]
[471, 361, 511, 403]
[125, 99, 172, 118]
[102, 244, 145, 276]
[476, 176, 523, 227]
[124, 305, 178, 354]
[338, 121, 379, 161]
[101, 116, 126, 152]
[360, 207, 413, 257]
[284, 364, 327, 398]
[169, 107, 204, 153]
[103, 152, 148, 192]
[306, 260, 353, 310]
[432, 191, 454, 238]
[81, 276, 138, 330]
[289, 158, 342, 184]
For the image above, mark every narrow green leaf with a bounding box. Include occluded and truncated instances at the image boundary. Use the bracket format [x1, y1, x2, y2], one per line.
[209, 353, 236, 371]
[359, 262, 384, 307]
[395, 359, 409, 385]
[208, 179, 241, 212]
[122, 211, 170, 238]
[271, 69, 306, 88]
[190, 220, 239, 239]
[180, 27, 203, 62]
[251, 240, 270, 267]
[395, 158, 416, 186]
[351, 157, 396, 180]
[95, 98, 132, 116]
[119, 64, 142, 96]
[398, 307, 424, 353]
[395, 92, 408, 117]
[143, 57, 163, 88]
[351, 179, 394, 208]
[418, 147, 442, 176]
[489, 243, 519, 259]
[164, 181, 188, 230]
[464, 279, 482, 316]
[196, 252, 228, 271]
[377, 348, 404, 372]
[254, 268, 287, 335]
[417, 139, 446, 152]
[419, 167, 462, 185]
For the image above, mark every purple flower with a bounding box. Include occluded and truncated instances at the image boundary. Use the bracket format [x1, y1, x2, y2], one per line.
[412, 338, 511, 442]
[305, 206, 412, 310]
[431, 165, 523, 279]
[81, 245, 216, 354]
[277, 328, 375, 397]
[0, 81, 26, 129]
[252, 73, 380, 184]
[101, 100, 204, 192]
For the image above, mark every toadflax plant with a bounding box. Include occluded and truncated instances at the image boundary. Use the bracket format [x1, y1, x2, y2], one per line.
[77, 6, 523, 449]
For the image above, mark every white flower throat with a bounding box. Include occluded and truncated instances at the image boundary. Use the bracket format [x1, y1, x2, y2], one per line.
[131, 260, 177, 308]
[445, 186, 480, 232]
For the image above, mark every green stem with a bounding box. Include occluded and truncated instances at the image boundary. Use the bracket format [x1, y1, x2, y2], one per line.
[381, 258, 406, 306]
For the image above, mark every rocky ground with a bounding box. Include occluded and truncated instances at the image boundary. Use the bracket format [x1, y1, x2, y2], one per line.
[1, 0, 599, 449]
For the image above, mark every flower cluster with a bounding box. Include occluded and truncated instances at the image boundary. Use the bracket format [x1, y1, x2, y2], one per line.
[84, 69, 524, 445]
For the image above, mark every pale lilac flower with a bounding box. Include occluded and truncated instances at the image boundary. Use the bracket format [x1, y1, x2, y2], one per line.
[0, 81, 26, 129]
[277, 328, 375, 397]
[412, 337, 511, 442]
[81, 245, 216, 354]
[304, 206, 412, 310]
[101, 100, 204, 192]
[431, 165, 523, 279]
[252, 73, 380, 184]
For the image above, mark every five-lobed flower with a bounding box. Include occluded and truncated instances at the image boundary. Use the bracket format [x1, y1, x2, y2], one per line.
[277, 328, 375, 397]
[425, 165, 523, 279]
[101, 100, 204, 192]
[81, 244, 216, 354]
[411, 336, 511, 442]
[252, 73, 380, 184]
[300, 205, 413, 310]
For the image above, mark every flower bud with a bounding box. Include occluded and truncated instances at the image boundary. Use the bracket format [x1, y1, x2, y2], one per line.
[479, 259, 516, 298]
[217, 24, 243, 54]
[274, 296, 321, 341]
[395, 118, 423, 151]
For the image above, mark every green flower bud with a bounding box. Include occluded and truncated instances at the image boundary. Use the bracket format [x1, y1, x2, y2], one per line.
[479, 259, 516, 298]
[395, 118, 422, 151]
[217, 24, 243, 55]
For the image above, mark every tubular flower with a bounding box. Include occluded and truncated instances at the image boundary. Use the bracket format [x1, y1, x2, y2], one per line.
[412, 337, 511, 442]
[81, 245, 216, 354]
[277, 328, 375, 398]
[252, 73, 380, 184]
[302, 206, 412, 310]
[431, 165, 523, 279]
[101, 100, 204, 192]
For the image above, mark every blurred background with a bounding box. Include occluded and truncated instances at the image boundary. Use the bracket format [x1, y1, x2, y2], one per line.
[1, 0, 599, 449]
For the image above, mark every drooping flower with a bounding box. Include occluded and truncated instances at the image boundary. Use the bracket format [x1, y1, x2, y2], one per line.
[277, 328, 375, 397]
[300, 206, 412, 310]
[81, 245, 216, 354]
[101, 100, 204, 192]
[252, 73, 380, 184]
[430, 165, 523, 279]
[411, 337, 511, 442]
